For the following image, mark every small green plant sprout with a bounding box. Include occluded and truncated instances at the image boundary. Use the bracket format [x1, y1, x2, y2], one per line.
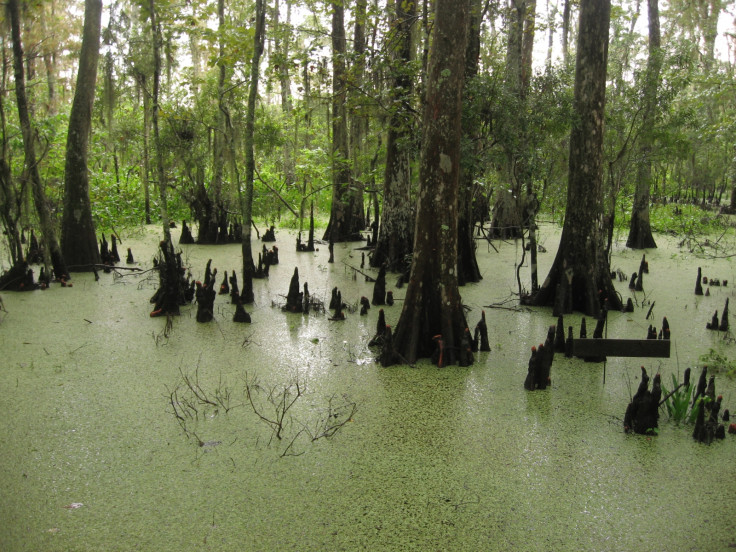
[660, 368, 694, 424]
[660, 367, 714, 426]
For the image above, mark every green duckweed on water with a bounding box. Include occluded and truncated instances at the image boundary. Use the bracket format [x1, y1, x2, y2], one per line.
[1, 224, 735, 551]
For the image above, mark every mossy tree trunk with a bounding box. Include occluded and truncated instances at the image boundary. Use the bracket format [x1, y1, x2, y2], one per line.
[392, 0, 471, 364]
[349, 0, 367, 231]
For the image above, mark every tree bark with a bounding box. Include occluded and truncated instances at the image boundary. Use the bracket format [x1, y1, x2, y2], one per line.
[532, 0, 621, 316]
[372, 0, 416, 271]
[457, 0, 483, 285]
[392, 0, 471, 365]
[491, 0, 526, 240]
[61, 0, 103, 271]
[626, 0, 659, 249]
[9, 0, 68, 279]
[196, 0, 229, 245]
[323, 1, 363, 242]
[240, 0, 266, 304]
[149, 0, 171, 243]
[349, 0, 367, 229]
[561, 0, 571, 65]
[39, 1, 57, 114]
[140, 73, 152, 224]
[0, 41, 23, 265]
[274, 0, 295, 189]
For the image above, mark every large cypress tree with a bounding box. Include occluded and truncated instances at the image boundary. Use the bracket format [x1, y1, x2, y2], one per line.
[532, 0, 622, 316]
[391, 0, 471, 365]
[61, 0, 103, 270]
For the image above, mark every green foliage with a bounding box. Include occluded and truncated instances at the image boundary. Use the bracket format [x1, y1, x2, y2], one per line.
[661, 373, 695, 424]
[4, 0, 735, 254]
[648, 203, 730, 236]
[698, 349, 736, 379]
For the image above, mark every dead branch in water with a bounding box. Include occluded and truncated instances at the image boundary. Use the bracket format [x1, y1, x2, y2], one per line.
[244, 370, 304, 441]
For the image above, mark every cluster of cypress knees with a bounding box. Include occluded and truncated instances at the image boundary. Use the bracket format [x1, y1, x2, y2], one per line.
[149, 238, 278, 324]
[524, 312, 732, 440]
[694, 266, 731, 331]
[624, 365, 732, 440]
[0, 231, 139, 291]
[521, 311, 625, 391]
[280, 260, 492, 368]
[365, 309, 491, 368]
[178, 219, 248, 245]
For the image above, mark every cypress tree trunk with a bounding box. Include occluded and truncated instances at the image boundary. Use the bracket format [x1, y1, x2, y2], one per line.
[61, 0, 103, 271]
[457, 0, 483, 285]
[274, 0, 295, 189]
[149, 0, 171, 243]
[136, 73, 152, 225]
[9, 0, 68, 279]
[532, 0, 621, 316]
[349, 0, 367, 229]
[561, 0, 571, 64]
[392, 0, 471, 365]
[39, 2, 57, 114]
[323, 1, 363, 242]
[0, 58, 23, 265]
[240, 0, 266, 304]
[626, 0, 659, 249]
[372, 0, 416, 271]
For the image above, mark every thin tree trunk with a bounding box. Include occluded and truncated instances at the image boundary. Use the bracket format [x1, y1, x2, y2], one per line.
[140, 73, 152, 224]
[103, 48, 118, 183]
[546, 0, 557, 67]
[323, 1, 362, 242]
[561, 0, 571, 64]
[350, 0, 367, 228]
[61, 0, 103, 271]
[274, 0, 295, 189]
[521, 0, 538, 292]
[149, 0, 171, 242]
[627, 0, 660, 249]
[240, 0, 266, 304]
[189, 3, 201, 97]
[491, 0, 525, 239]
[39, 2, 56, 114]
[520, 0, 536, 92]
[203, 0, 228, 244]
[457, 0, 483, 285]
[0, 50, 23, 264]
[9, 0, 68, 279]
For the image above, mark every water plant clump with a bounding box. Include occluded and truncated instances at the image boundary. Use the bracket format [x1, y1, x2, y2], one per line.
[661, 368, 697, 425]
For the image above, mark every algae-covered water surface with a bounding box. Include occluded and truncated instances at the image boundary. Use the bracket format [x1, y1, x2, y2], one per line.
[1, 225, 735, 551]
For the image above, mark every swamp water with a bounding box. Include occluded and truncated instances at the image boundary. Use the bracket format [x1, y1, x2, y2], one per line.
[1, 224, 735, 551]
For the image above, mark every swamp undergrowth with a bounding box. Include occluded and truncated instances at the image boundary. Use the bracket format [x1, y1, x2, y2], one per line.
[661, 373, 699, 425]
[698, 348, 736, 378]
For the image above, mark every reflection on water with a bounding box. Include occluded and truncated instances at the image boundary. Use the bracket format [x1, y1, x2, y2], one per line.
[1, 224, 735, 551]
